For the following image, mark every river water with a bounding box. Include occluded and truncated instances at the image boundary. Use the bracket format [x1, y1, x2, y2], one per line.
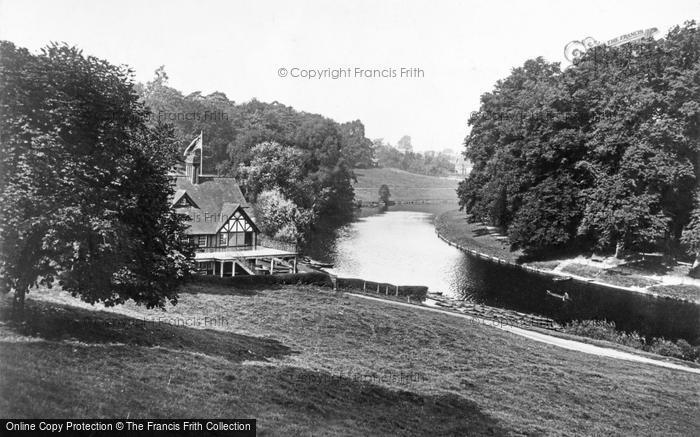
[304, 204, 700, 343]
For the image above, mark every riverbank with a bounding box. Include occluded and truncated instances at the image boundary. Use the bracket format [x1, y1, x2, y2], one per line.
[435, 210, 700, 304]
[1, 284, 698, 435]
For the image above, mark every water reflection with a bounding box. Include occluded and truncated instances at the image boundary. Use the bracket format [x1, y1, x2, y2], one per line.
[307, 208, 466, 296]
[304, 205, 699, 343]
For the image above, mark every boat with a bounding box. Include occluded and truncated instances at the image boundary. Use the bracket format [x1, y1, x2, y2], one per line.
[553, 276, 572, 282]
[546, 290, 571, 302]
[301, 257, 334, 268]
[310, 261, 334, 268]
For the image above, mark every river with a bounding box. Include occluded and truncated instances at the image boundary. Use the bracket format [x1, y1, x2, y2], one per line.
[304, 204, 700, 343]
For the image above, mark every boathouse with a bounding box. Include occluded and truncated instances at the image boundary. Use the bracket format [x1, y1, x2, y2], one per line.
[171, 134, 298, 276]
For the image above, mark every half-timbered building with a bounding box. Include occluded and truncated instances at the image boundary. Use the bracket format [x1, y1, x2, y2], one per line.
[171, 134, 297, 276]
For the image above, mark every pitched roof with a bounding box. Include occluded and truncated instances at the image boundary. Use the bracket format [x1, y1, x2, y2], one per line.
[171, 190, 199, 208]
[172, 175, 250, 235]
[213, 202, 261, 234]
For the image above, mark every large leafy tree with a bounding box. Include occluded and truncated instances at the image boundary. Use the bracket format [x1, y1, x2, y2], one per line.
[237, 142, 312, 209]
[0, 42, 193, 312]
[254, 189, 314, 243]
[339, 120, 374, 168]
[458, 22, 699, 265]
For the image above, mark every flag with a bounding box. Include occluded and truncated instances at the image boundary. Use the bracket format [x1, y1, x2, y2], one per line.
[183, 132, 203, 156]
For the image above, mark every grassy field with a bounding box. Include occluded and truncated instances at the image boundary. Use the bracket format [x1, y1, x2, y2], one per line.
[353, 167, 459, 203]
[434, 209, 523, 263]
[1, 283, 699, 436]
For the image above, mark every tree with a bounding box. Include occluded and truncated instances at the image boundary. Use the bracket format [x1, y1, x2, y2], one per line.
[508, 174, 581, 253]
[237, 142, 310, 208]
[254, 189, 313, 243]
[378, 184, 391, 206]
[458, 22, 699, 259]
[0, 42, 193, 313]
[339, 120, 374, 168]
[397, 135, 413, 153]
[373, 139, 456, 176]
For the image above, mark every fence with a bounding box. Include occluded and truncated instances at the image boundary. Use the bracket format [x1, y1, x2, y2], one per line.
[196, 272, 330, 287]
[333, 277, 428, 300]
[193, 272, 428, 300]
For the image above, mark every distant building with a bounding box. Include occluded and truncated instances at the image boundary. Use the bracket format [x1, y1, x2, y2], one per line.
[170, 134, 297, 276]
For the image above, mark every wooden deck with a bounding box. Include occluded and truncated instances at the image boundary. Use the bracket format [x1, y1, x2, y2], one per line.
[194, 247, 296, 261]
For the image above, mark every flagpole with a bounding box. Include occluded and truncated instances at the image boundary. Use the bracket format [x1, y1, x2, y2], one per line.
[200, 131, 203, 176]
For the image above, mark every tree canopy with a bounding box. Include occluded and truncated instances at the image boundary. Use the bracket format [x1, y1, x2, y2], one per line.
[458, 22, 700, 263]
[373, 138, 456, 176]
[0, 42, 193, 311]
[138, 74, 373, 234]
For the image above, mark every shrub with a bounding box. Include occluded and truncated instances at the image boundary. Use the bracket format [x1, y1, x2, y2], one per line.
[563, 319, 619, 341]
[646, 338, 684, 359]
[563, 319, 699, 363]
[676, 339, 700, 362]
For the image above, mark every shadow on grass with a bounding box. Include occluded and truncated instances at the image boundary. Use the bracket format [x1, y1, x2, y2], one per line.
[0, 297, 292, 364]
[472, 227, 491, 237]
[0, 340, 511, 435]
[255, 366, 511, 435]
[180, 281, 260, 296]
[623, 258, 673, 275]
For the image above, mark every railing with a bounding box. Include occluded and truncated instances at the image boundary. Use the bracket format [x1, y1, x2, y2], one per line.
[193, 235, 298, 254]
[195, 245, 254, 253]
[257, 234, 298, 253]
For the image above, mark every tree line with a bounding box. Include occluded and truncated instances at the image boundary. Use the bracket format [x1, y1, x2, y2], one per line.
[0, 41, 379, 310]
[372, 136, 457, 176]
[457, 22, 699, 273]
[138, 69, 375, 241]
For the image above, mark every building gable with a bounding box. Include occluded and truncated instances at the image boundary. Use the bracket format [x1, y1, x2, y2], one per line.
[215, 205, 260, 235]
[172, 190, 199, 209]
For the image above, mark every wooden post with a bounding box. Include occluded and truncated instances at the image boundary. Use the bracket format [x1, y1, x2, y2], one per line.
[220, 261, 224, 277]
[293, 257, 297, 274]
[395, 285, 399, 296]
[270, 258, 275, 274]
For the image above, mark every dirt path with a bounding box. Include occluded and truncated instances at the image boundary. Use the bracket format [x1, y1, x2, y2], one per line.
[347, 292, 700, 375]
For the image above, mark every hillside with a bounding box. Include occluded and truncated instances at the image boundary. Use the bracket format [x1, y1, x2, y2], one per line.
[1, 283, 698, 436]
[353, 167, 460, 203]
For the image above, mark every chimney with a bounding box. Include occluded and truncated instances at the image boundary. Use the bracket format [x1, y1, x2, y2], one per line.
[185, 152, 200, 184]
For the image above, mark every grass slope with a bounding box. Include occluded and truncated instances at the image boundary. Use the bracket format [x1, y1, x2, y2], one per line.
[435, 209, 523, 262]
[353, 168, 459, 203]
[1, 284, 698, 436]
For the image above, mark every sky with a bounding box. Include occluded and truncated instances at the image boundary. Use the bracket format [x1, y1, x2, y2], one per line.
[0, 0, 698, 152]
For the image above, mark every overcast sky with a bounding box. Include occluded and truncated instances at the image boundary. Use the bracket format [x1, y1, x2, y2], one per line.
[1, 0, 697, 152]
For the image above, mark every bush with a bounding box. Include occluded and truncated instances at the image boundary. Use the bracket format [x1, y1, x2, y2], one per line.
[563, 319, 699, 363]
[563, 320, 620, 341]
[676, 339, 700, 362]
[646, 339, 684, 359]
